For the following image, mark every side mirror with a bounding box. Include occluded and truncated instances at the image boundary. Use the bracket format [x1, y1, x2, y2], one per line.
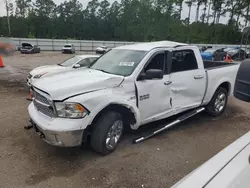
[138, 69, 163, 80]
[73, 64, 80, 69]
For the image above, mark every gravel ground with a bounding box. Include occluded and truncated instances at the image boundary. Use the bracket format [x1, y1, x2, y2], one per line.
[0, 52, 250, 188]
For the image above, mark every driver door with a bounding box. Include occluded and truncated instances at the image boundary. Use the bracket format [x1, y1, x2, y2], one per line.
[136, 51, 172, 124]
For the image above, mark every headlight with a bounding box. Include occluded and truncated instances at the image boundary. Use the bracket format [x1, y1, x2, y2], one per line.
[33, 72, 47, 79]
[55, 102, 89, 118]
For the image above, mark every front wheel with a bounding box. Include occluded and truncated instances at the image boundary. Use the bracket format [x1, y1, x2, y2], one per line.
[206, 87, 228, 117]
[90, 111, 124, 155]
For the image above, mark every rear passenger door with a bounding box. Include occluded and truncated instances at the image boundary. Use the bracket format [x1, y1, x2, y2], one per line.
[170, 49, 206, 112]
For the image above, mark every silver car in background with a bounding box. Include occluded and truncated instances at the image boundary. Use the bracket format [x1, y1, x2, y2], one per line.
[62, 44, 75, 54]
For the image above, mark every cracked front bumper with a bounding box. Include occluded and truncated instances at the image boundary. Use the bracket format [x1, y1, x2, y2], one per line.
[28, 103, 85, 147]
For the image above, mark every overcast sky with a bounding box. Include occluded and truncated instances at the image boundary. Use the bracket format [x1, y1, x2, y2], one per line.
[0, 0, 229, 23]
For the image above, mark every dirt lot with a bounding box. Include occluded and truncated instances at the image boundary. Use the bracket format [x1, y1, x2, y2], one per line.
[0, 52, 250, 188]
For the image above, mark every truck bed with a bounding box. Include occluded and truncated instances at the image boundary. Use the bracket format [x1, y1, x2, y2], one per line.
[202, 61, 240, 105]
[203, 60, 238, 70]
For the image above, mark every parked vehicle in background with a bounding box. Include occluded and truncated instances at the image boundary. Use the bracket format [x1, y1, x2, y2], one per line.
[245, 48, 250, 58]
[96, 45, 108, 54]
[0, 38, 15, 55]
[28, 41, 239, 155]
[172, 60, 250, 188]
[62, 44, 75, 54]
[200, 48, 227, 61]
[27, 54, 99, 87]
[20, 43, 40, 54]
[227, 48, 247, 60]
[199, 46, 212, 52]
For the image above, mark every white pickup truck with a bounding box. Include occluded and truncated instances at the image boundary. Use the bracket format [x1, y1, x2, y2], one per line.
[28, 41, 240, 155]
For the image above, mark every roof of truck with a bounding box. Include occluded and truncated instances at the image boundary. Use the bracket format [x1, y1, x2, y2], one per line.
[115, 41, 187, 51]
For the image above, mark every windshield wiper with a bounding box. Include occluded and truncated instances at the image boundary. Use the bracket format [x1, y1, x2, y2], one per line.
[95, 69, 111, 74]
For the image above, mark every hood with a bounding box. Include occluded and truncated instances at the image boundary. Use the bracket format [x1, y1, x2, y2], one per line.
[32, 68, 124, 100]
[22, 43, 33, 48]
[30, 65, 66, 77]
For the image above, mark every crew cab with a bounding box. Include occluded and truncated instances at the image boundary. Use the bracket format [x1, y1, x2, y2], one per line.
[28, 41, 240, 155]
[27, 54, 99, 87]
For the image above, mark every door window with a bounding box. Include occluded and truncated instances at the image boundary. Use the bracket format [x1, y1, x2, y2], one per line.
[171, 50, 198, 73]
[144, 53, 165, 72]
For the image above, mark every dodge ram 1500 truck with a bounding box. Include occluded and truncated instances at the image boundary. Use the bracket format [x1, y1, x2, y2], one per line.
[28, 41, 240, 155]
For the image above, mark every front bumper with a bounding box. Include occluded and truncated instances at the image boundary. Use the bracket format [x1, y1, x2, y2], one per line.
[28, 103, 85, 147]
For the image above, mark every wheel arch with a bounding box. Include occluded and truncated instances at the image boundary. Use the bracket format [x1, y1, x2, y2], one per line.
[218, 81, 231, 95]
[87, 103, 139, 132]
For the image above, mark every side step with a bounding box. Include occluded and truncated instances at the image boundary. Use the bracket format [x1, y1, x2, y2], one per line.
[133, 107, 205, 144]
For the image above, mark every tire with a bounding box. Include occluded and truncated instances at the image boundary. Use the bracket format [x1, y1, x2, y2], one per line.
[206, 87, 228, 117]
[90, 111, 124, 155]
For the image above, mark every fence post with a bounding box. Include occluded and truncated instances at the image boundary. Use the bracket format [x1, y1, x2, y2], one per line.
[52, 39, 54, 51]
[92, 40, 94, 52]
[19, 38, 21, 50]
[80, 41, 82, 51]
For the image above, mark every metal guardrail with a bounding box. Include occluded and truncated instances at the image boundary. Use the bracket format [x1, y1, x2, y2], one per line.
[9, 37, 241, 51]
[10, 38, 137, 51]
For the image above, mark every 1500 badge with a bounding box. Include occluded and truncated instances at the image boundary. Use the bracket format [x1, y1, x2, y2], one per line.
[140, 94, 150, 101]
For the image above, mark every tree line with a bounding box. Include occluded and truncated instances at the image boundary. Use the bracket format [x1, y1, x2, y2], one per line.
[0, 0, 250, 44]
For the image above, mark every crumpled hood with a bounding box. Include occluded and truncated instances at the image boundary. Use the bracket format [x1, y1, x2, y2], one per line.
[30, 65, 67, 77]
[32, 68, 124, 100]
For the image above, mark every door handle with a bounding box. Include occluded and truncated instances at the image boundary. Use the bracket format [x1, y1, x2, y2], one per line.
[194, 75, 204, 79]
[164, 81, 172, 85]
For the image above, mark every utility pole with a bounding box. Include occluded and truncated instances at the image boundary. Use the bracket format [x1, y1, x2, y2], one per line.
[4, 0, 11, 36]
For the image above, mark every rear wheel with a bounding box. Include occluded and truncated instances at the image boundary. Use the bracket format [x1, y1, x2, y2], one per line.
[90, 111, 124, 155]
[206, 87, 228, 117]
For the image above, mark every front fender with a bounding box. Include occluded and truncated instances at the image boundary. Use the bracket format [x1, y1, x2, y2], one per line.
[66, 90, 141, 130]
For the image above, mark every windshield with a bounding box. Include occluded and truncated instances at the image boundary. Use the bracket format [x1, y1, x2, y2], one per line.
[204, 49, 216, 53]
[59, 56, 82, 67]
[64, 45, 72, 48]
[90, 49, 146, 76]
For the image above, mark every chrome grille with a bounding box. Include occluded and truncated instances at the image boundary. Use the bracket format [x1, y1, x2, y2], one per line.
[33, 90, 54, 118]
[34, 91, 49, 105]
[34, 100, 54, 117]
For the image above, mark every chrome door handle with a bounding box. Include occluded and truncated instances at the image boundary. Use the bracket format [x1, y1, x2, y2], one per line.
[164, 81, 172, 85]
[194, 75, 204, 79]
